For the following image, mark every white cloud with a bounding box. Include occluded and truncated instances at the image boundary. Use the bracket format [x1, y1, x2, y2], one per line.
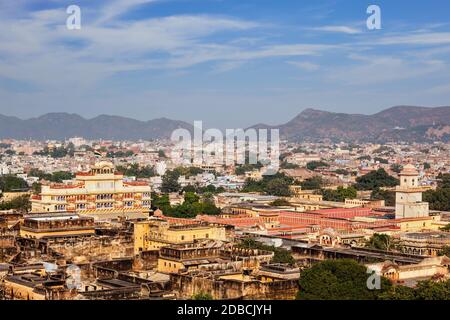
[310, 25, 362, 34]
[377, 32, 450, 46]
[96, 0, 157, 25]
[328, 54, 448, 86]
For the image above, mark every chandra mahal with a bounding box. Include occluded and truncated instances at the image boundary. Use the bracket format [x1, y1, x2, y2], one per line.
[31, 161, 151, 214]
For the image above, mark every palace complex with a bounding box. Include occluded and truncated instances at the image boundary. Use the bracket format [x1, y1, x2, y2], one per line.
[30, 162, 151, 214]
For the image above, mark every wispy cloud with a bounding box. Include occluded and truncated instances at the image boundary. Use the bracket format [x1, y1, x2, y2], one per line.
[309, 25, 362, 34]
[96, 0, 156, 25]
[377, 32, 450, 46]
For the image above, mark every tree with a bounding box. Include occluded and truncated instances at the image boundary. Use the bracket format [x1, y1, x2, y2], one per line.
[371, 187, 396, 206]
[28, 169, 74, 183]
[365, 234, 393, 251]
[184, 192, 200, 205]
[437, 173, 450, 188]
[242, 173, 293, 196]
[0, 175, 28, 192]
[174, 166, 204, 178]
[202, 192, 215, 205]
[334, 169, 350, 175]
[235, 163, 263, 175]
[5, 149, 15, 155]
[423, 187, 450, 211]
[414, 279, 450, 300]
[374, 157, 388, 164]
[280, 161, 299, 169]
[116, 164, 155, 178]
[161, 170, 181, 193]
[378, 285, 417, 300]
[380, 279, 450, 300]
[266, 178, 292, 197]
[321, 186, 357, 202]
[0, 195, 31, 211]
[158, 149, 167, 158]
[192, 292, 213, 300]
[152, 191, 221, 218]
[306, 161, 329, 171]
[32, 182, 42, 195]
[300, 176, 323, 190]
[423, 174, 450, 211]
[51, 171, 74, 182]
[270, 199, 291, 206]
[238, 239, 295, 265]
[357, 155, 371, 161]
[438, 246, 450, 257]
[151, 193, 170, 210]
[297, 259, 392, 300]
[354, 169, 399, 191]
[390, 164, 403, 174]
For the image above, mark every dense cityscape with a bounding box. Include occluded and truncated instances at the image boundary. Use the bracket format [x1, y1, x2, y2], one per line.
[0, 136, 449, 300]
[1, 0, 450, 309]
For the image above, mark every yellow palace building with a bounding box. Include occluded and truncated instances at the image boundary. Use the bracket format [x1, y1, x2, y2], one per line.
[31, 161, 151, 214]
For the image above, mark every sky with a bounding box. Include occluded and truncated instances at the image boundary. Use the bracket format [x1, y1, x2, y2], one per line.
[1, 0, 450, 128]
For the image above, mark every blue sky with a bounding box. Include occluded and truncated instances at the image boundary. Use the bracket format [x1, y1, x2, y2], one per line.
[1, 0, 450, 128]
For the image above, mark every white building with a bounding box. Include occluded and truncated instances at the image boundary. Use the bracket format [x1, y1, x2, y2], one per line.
[395, 164, 429, 219]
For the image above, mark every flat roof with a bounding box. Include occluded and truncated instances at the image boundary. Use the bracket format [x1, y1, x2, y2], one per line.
[24, 213, 81, 221]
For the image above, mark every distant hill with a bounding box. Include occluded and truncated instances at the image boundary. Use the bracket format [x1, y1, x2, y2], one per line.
[251, 106, 450, 143]
[0, 106, 449, 142]
[0, 113, 193, 140]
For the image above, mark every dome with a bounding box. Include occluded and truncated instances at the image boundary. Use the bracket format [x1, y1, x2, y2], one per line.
[400, 164, 418, 176]
[93, 161, 114, 168]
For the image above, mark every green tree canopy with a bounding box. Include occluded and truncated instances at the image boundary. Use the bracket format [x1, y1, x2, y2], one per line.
[238, 238, 295, 265]
[0, 194, 31, 211]
[161, 170, 181, 193]
[116, 164, 155, 178]
[371, 187, 396, 206]
[365, 234, 394, 251]
[299, 176, 324, 190]
[192, 292, 213, 300]
[270, 199, 291, 206]
[0, 175, 28, 192]
[306, 161, 329, 171]
[355, 169, 399, 191]
[321, 186, 357, 202]
[242, 173, 293, 196]
[297, 259, 392, 300]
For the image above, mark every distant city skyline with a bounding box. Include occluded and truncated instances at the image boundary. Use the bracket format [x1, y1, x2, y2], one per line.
[1, 0, 450, 128]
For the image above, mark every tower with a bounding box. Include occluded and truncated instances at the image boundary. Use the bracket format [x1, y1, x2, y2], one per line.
[395, 164, 429, 219]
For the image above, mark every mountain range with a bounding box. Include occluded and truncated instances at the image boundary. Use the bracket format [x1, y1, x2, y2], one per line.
[252, 106, 450, 143]
[0, 106, 449, 142]
[0, 113, 192, 141]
